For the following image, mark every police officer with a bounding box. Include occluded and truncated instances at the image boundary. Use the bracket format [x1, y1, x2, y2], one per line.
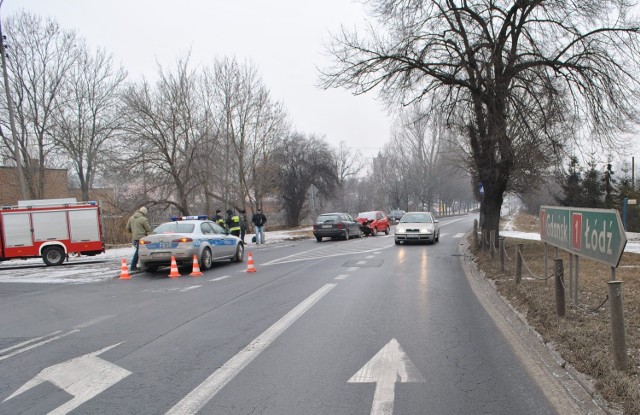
[226, 209, 241, 237]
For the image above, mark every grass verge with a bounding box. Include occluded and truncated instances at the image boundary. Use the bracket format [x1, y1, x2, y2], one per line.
[470, 212, 640, 414]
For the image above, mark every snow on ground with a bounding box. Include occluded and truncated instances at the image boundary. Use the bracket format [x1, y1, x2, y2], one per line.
[0, 228, 312, 283]
[2, 224, 639, 284]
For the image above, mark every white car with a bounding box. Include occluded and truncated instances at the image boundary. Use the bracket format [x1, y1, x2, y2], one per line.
[138, 216, 244, 272]
[394, 211, 440, 245]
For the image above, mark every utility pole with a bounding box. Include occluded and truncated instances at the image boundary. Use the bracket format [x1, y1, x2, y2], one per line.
[0, 2, 27, 199]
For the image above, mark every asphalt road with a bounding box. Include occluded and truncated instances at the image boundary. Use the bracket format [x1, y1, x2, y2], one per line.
[0, 215, 599, 414]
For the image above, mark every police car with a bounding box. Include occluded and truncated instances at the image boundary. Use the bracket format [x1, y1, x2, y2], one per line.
[138, 216, 244, 272]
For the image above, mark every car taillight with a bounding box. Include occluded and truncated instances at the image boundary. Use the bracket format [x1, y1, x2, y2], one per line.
[337, 223, 344, 229]
[173, 237, 193, 243]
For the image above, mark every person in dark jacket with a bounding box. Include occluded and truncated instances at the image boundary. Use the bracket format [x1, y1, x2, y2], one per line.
[239, 209, 248, 243]
[211, 209, 225, 228]
[251, 208, 267, 244]
[125, 206, 152, 271]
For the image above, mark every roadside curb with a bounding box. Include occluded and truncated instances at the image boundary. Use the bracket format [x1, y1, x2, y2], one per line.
[458, 235, 618, 415]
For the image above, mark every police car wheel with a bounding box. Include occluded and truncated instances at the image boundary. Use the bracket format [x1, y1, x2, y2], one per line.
[232, 244, 244, 263]
[200, 248, 213, 270]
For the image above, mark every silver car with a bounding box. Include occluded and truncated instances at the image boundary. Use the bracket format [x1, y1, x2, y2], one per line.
[394, 211, 440, 245]
[138, 216, 244, 272]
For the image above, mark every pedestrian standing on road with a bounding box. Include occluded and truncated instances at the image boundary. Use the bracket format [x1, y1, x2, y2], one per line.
[239, 209, 248, 243]
[125, 206, 151, 271]
[252, 208, 267, 245]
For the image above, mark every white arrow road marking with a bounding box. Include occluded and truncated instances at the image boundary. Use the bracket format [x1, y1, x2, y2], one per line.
[348, 338, 425, 415]
[0, 330, 79, 362]
[3, 342, 131, 415]
[166, 283, 337, 415]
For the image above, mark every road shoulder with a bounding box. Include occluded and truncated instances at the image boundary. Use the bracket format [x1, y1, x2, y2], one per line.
[458, 235, 617, 415]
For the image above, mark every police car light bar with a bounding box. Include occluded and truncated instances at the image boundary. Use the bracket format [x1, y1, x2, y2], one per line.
[170, 215, 209, 221]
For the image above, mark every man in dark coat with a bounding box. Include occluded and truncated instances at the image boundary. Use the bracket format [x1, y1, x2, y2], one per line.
[251, 208, 267, 244]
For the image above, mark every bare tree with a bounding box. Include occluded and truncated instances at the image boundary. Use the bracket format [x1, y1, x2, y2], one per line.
[121, 56, 207, 215]
[202, 57, 288, 213]
[0, 12, 80, 198]
[273, 133, 339, 227]
[52, 44, 127, 200]
[390, 104, 446, 210]
[321, 0, 640, 233]
[335, 140, 366, 184]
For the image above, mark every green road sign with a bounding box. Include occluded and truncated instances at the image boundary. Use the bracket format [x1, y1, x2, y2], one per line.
[540, 206, 627, 267]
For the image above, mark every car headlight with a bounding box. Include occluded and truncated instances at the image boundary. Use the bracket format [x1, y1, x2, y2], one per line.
[396, 227, 406, 234]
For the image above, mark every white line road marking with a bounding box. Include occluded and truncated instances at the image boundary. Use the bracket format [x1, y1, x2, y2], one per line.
[3, 343, 131, 415]
[454, 233, 466, 238]
[180, 286, 201, 292]
[356, 261, 367, 265]
[440, 217, 467, 226]
[334, 274, 349, 280]
[366, 255, 376, 259]
[209, 275, 231, 282]
[263, 244, 395, 266]
[347, 267, 358, 272]
[166, 283, 337, 415]
[348, 338, 425, 415]
[0, 330, 80, 362]
[0, 330, 63, 355]
[439, 233, 449, 238]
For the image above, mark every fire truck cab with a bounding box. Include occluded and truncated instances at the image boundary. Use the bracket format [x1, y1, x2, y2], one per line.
[0, 198, 105, 266]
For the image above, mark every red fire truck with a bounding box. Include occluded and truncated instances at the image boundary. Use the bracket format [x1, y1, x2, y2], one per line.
[0, 198, 105, 266]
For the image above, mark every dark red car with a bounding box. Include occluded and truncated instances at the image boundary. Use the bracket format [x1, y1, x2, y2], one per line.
[356, 211, 390, 236]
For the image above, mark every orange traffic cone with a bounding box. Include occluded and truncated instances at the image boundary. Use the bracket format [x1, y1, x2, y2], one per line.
[245, 252, 256, 273]
[190, 255, 203, 277]
[119, 258, 131, 280]
[168, 256, 181, 278]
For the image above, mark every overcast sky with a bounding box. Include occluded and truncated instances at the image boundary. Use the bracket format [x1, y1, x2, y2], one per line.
[2, 0, 391, 159]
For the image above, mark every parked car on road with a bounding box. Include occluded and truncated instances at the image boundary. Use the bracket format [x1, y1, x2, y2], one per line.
[388, 209, 405, 222]
[356, 211, 390, 236]
[138, 216, 244, 272]
[313, 212, 362, 242]
[394, 211, 440, 245]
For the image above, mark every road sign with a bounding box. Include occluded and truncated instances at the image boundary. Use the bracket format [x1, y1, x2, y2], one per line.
[540, 206, 627, 267]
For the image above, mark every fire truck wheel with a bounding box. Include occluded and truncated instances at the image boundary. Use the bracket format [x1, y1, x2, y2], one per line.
[43, 246, 65, 266]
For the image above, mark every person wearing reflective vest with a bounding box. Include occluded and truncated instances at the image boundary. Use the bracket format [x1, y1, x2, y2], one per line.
[226, 209, 241, 237]
[212, 209, 225, 228]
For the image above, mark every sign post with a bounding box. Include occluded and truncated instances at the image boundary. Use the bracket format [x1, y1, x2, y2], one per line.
[540, 206, 628, 370]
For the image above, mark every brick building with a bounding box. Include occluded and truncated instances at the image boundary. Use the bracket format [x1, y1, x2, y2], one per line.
[0, 166, 69, 206]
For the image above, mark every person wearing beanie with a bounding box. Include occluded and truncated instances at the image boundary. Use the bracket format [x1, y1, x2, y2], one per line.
[125, 206, 151, 271]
